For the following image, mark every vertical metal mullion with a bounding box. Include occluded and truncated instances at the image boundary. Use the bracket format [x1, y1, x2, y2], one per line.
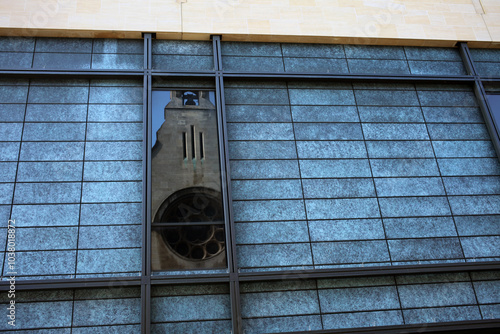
[459, 42, 500, 160]
[213, 35, 242, 333]
[141, 33, 152, 334]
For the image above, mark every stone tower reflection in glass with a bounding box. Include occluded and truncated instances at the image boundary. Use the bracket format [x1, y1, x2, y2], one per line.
[151, 90, 226, 271]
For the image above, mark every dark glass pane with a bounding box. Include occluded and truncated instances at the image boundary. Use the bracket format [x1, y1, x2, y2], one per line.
[151, 90, 226, 271]
[487, 95, 500, 134]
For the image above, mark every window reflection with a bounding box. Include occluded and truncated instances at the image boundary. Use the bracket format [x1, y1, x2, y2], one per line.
[151, 90, 226, 271]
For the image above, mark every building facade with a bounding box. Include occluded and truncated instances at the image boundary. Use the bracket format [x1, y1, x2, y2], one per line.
[0, 1, 500, 333]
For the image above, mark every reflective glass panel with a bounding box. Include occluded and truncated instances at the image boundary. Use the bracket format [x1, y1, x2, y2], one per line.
[151, 90, 226, 271]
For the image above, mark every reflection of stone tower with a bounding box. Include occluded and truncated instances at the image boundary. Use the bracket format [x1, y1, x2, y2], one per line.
[151, 91, 226, 271]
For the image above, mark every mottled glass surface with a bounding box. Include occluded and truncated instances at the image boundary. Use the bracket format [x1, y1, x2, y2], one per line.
[227, 79, 500, 272]
[151, 90, 227, 271]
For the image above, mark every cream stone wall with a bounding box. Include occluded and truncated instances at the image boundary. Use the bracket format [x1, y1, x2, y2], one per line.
[0, 0, 499, 47]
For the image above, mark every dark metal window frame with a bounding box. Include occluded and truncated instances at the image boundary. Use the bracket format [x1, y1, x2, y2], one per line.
[0, 35, 499, 333]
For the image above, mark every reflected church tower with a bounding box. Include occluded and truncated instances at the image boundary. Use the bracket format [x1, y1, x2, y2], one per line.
[151, 91, 226, 271]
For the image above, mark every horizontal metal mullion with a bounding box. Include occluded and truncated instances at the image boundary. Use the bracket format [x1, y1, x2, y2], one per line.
[150, 71, 216, 77]
[222, 72, 475, 82]
[277, 320, 500, 334]
[239, 261, 500, 282]
[0, 70, 144, 77]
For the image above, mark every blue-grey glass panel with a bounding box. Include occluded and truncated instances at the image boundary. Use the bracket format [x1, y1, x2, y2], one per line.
[0, 123, 22, 141]
[486, 95, 500, 138]
[227, 123, 294, 140]
[427, 124, 489, 140]
[93, 39, 143, 54]
[230, 160, 300, 179]
[33, 53, 91, 69]
[443, 176, 500, 195]
[378, 197, 451, 217]
[348, 59, 409, 74]
[366, 141, 434, 158]
[375, 177, 445, 197]
[370, 159, 439, 177]
[355, 90, 419, 106]
[404, 47, 462, 61]
[345, 45, 405, 59]
[3, 250, 76, 276]
[0, 104, 25, 122]
[305, 198, 380, 220]
[153, 55, 214, 71]
[74, 325, 140, 334]
[225, 88, 289, 105]
[233, 200, 306, 221]
[473, 280, 500, 304]
[242, 315, 322, 334]
[237, 243, 313, 268]
[461, 236, 500, 258]
[481, 304, 500, 319]
[449, 195, 500, 215]
[294, 123, 363, 140]
[475, 62, 500, 77]
[20, 142, 84, 161]
[433, 141, 497, 158]
[241, 290, 319, 317]
[229, 141, 297, 160]
[398, 282, 476, 308]
[79, 226, 141, 249]
[14, 182, 81, 204]
[80, 203, 141, 226]
[235, 221, 309, 244]
[153, 40, 213, 55]
[403, 306, 481, 324]
[17, 162, 83, 182]
[12, 204, 80, 227]
[282, 43, 344, 57]
[300, 159, 372, 178]
[0, 85, 29, 103]
[297, 141, 367, 159]
[309, 219, 385, 241]
[28, 86, 89, 104]
[88, 104, 143, 122]
[438, 158, 500, 176]
[0, 162, 17, 182]
[288, 89, 354, 105]
[362, 123, 428, 140]
[0, 52, 33, 68]
[292, 105, 358, 122]
[323, 310, 403, 329]
[85, 142, 142, 161]
[422, 107, 483, 123]
[0, 142, 20, 161]
[384, 217, 457, 238]
[22, 123, 86, 141]
[35, 38, 92, 53]
[92, 54, 143, 69]
[417, 90, 477, 107]
[455, 216, 500, 236]
[359, 106, 423, 123]
[82, 182, 142, 203]
[0, 37, 35, 52]
[14, 227, 77, 251]
[76, 248, 141, 273]
[303, 178, 375, 198]
[226, 105, 291, 122]
[26, 104, 87, 122]
[408, 61, 466, 75]
[152, 294, 230, 321]
[89, 86, 142, 104]
[313, 241, 390, 265]
[152, 321, 231, 334]
[284, 57, 348, 73]
[223, 56, 284, 72]
[73, 298, 141, 326]
[0, 183, 14, 204]
[0, 301, 72, 330]
[86, 123, 142, 141]
[84, 161, 142, 181]
[388, 238, 463, 261]
[222, 42, 282, 56]
[319, 286, 400, 312]
[231, 180, 303, 200]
